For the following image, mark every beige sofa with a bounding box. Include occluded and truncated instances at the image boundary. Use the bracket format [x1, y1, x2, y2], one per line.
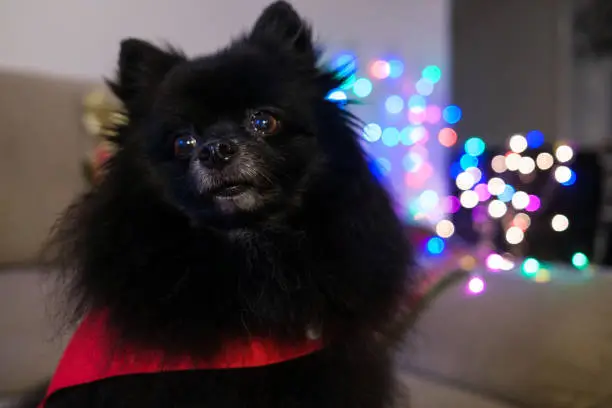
[0, 69, 93, 267]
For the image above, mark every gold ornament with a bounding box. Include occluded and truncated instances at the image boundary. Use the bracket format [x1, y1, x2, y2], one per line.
[81, 87, 128, 185]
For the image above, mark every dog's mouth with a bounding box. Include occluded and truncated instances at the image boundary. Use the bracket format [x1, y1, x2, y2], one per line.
[208, 183, 252, 198]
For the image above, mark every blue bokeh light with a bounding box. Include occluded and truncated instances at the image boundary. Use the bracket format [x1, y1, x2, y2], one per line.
[443, 105, 462, 124]
[408, 95, 427, 110]
[388, 60, 404, 78]
[369, 160, 385, 181]
[426, 237, 445, 255]
[460, 154, 478, 170]
[333, 54, 357, 74]
[526, 130, 545, 148]
[402, 151, 423, 173]
[498, 185, 515, 202]
[385, 95, 404, 114]
[465, 137, 486, 157]
[399, 126, 414, 146]
[381, 127, 400, 147]
[561, 169, 577, 186]
[353, 78, 373, 98]
[450, 162, 463, 179]
[415, 78, 434, 96]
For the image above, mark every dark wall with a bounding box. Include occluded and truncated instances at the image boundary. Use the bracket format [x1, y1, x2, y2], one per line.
[452, 0, 573, 147]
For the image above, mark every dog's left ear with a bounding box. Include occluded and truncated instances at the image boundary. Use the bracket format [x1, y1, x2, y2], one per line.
[250, 1, 314, 57]
[107, 38, 186, 110]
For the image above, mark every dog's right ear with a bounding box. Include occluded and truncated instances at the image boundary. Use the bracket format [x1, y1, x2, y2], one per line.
[107, 38, 185, 110]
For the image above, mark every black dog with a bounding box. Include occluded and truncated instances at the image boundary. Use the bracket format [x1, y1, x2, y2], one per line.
[26, 2, 412, 407]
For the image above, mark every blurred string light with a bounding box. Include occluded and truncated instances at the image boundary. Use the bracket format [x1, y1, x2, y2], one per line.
[332, 54, 456, 233]
[511, 191, 530, 210]
[426, 236, 445, 255]
[488, 200, 507, 218]
[415, 78, 434, 96]
[362, 123, 382, 142]
[506, 226, 525, 245]
[554, 166, 573, 184]
[551, 214, 569, 232]
[385, 95, 404, 114]
[465, 137, 486, 157]
[526, 130, 545, 148]
[572, 252, 589, 270]
[509, 134, 528, 154]
[505, 153, 521, 171]
[381, 127, 400, 147]
[460, 190, 479, 209]
[536, 152, 554, 170]
[467, 276, 485, 295]
[388, 60, 404, 78]
[522, 257, 540, 276]
[438, 128, 457, 147]
[555, 145, 574, 163]
[334, 53, 582, 276]
[497, 185, 515, 203]
[518, 156, 536, 175]
[491, 155, 507, 173]
[442, 105, 462, 124]
[513, 213, 531, 230]
[370, 60, 391, 79]
[442, 129, 582, 281]
[474, 183, 491, 202]
[435, 219, 455, 238]
[353, 78, 373, 98]
[422, 65, 442, 83]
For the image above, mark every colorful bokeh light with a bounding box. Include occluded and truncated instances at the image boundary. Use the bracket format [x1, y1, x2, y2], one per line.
[442, 105, 462, 124]
[422, 65, 442, 84]
[370, 60, 391, 79]
[467, 276, 486, 295]
[438, 128, 458, 147]
[464, 137, 486, 157]
[526, 130, 545, 148]
[572, 252, 589, 270]
[353, 78, 373, 98]
[385, 95, 404, 114]
[426, 237, 445, 255]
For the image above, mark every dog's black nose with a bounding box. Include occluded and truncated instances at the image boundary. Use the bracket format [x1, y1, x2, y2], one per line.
[199, 141, 238, 167]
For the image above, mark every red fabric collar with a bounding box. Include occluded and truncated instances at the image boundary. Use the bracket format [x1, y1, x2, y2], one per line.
[40, 310, 324, 407]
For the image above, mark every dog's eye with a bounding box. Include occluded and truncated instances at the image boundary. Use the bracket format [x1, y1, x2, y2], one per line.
[248, 110, 280, 136]
[174, 135, 198, 159]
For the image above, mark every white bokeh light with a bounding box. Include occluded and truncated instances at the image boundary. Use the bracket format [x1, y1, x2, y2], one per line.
[436, 220, 455, 238]
[487, 177, 506, 196]
[551, 214, 569, 232]
[509, 134, 528, 154]
[460, 190, 479, 209]
[488, 200, 508, 218]
[536, 152, 554, 170]
[505, 226, 525, 245]
[511, 191, 530, 210]
[555, 145, 574, 163]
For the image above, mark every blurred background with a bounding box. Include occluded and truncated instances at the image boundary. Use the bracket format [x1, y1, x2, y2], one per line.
[2, 0, 612, 407]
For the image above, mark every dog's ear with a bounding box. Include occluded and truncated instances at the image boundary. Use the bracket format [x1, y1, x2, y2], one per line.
[107, 38, 185, 109]
[250, 1, 314, 57]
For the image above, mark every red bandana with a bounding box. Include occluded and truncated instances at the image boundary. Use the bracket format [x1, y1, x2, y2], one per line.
[39, 311, 324, 407]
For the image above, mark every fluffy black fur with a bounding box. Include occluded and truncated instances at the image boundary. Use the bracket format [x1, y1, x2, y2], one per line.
[30, 2, 412, 407]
